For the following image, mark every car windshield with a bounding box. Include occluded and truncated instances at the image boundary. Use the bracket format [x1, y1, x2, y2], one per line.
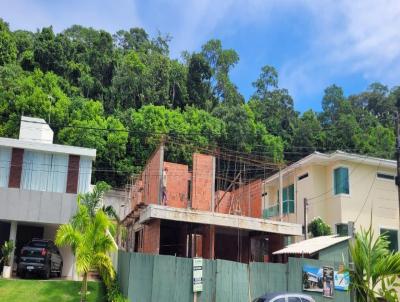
[28, 241, 48, 248]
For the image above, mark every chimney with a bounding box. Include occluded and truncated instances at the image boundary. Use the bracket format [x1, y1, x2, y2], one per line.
[19, 116, 54, 144]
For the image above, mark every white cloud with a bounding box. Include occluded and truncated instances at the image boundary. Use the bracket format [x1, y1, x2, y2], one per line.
[280, 0, 400, 104]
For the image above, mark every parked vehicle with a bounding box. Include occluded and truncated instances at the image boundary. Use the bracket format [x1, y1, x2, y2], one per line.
[253, 292, 315, 302]
[17, 239, 63, 279]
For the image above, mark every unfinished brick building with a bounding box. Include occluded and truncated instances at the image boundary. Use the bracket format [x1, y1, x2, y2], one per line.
[122, 145, 302, 263]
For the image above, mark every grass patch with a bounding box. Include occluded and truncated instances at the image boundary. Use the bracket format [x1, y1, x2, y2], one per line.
[0, 278, 107, 302]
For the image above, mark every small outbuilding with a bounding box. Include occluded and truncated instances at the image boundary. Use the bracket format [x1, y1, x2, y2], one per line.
[272, 235, 350, 263]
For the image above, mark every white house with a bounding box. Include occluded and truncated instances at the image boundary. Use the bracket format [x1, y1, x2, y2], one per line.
[0, 116, 96, 277]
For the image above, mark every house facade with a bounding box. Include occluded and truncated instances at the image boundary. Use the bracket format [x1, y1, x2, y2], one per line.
[122, 145, 302, 263]
[263, 151, 399, 252]
[0, 116, 96, 277]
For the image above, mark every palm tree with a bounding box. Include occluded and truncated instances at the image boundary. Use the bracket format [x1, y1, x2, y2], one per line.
[349, 226, 400, 302]
[56, 204, 116, 302]
[79, 181, 111, 217]
[80, 181, 126, 246]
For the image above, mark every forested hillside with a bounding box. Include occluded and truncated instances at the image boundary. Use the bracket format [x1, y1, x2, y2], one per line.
[0, 19, 399, 187]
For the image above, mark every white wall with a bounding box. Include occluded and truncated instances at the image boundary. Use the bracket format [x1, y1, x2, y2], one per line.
[43, 224, 76, 278]
[0, 188, 77, 225]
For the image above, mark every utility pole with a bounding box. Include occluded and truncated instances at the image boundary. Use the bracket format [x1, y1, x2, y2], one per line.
[279, 167, 283, 222]
[396, 112, 400, 228]
[304, 198, 308, 240]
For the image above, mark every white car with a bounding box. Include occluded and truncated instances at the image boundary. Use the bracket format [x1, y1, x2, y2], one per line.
[253, 292, 316, 302]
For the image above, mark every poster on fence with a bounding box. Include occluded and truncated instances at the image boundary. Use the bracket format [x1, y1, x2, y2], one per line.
[334, 271, 350, 291]
[322, 266, 334, 298]
[302, 265, 323, 293]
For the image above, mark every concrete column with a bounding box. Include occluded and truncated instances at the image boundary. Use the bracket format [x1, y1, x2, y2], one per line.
[9, 221, 17, 269]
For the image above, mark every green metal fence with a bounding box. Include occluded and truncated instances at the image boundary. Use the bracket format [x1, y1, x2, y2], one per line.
[118, 251, 351, 302]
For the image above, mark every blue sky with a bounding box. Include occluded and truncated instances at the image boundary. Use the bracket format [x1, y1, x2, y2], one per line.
[1, 0, 400, 112]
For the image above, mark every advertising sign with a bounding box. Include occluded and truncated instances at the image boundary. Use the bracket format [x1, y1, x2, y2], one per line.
[322, 266, 334, 298]
[193, 257, 203, 292]
[302, 265, 323, 293]
[334, 271, 350, 291]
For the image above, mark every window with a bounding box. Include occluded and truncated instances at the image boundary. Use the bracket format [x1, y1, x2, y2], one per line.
[380, 228, 398, 252]
[272, 298, 285, 302]
[334, 167, 349, 195]
[298, 173, 309, 181]
[336, 224, 349, 236]
[284, 236, 293, 246]
[282, 184, 295, 214]
[288, 298, 302, 302]
[377, 173, 395, 181]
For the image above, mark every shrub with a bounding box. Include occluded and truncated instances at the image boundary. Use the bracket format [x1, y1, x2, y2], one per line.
[308, 217, 332, 237]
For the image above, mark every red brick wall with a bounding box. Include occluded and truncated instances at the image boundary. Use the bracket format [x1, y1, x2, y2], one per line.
[191, 153, 214, 211]
[8, 148, 24, 188]
[66, 155, 80, 193]
[231, 179, 262, 218]
[142, 219, 160, 254]
[215, 190, 232, 214]
[132, 146, 163, 207]
[163, 162, 190, 208]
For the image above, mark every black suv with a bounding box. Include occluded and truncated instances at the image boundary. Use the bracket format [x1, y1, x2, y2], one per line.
[17, 239, 63, 279]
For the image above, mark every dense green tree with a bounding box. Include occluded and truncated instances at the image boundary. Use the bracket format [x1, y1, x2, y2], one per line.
[0, 18, 398, 189]
[186, 53, 214, 110]
[249, 65, 297, 145]
[201, 39, 243, 105]
[110, 50, 145, 111]
[57, 99, 128, 186]
[212, 104, 283, 161]
[0, 19, 17, 66]
[292, 110, 325, 152]
[113, 28, 149, 51]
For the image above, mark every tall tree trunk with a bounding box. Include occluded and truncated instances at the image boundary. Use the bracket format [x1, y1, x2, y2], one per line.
[81, 272, 88, 302]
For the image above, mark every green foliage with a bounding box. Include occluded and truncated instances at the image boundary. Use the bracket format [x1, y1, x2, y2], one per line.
[0, 240, 14, 266]
[349, 226, 400, 302]
[0, 19, 17, 65]
[106, 278, 129, 302]
[0, 19, 398, 189]
[55, 203, 116, 302]
[308, 217, 332, 237]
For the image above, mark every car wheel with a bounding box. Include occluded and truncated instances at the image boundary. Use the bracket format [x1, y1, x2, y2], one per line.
[18, 270, 25, 279]
[43, 266, 50, 279]
[57, 263, 63, 278]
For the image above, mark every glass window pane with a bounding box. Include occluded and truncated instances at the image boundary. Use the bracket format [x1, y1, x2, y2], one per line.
[381, 229, 398, 252]
[334, 167, 349, 195]
[289, 184, 294, 200]
[336, 224, 349, 236]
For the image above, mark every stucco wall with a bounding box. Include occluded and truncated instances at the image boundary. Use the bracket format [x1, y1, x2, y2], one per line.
[263, 160, 399, 242]
[0, 187, 77, 225]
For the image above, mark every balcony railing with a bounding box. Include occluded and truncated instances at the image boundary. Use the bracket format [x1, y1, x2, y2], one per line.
[263, 204, 279, 218]
[263, 200, 295, 219]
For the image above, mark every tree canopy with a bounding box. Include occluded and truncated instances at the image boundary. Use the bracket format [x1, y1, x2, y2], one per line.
[0, 18, 398, 187]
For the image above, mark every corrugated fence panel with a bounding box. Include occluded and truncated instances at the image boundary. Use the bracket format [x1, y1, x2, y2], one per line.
[128, 253, 154, 302]
[249, 262, 287, 300]
[288, 257, 351, 302]
[215, 260, 249, 302]
[173, 256, 194, 302]
[198, 259, 216, 302]
[117, 251, 131, 298]
[118, 252, 351, 302]
[151, 255, 177, 302]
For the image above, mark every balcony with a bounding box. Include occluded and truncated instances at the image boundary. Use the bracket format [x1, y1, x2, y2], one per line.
[263, 200, 295, 219]
[0, 187, 77, 224]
